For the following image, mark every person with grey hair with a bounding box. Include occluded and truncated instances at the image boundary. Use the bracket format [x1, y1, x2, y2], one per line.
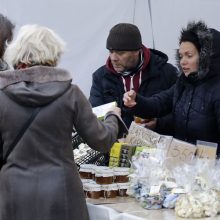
[0, 24, 127, 220]
[0, 13, 14, 71]
[123, 20, 220, 157]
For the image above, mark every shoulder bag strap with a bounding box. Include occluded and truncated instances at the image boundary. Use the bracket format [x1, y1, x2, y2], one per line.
[2, 107, 41, 165]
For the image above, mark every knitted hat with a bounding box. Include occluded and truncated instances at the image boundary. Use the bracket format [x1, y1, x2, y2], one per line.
[106, 23, 142, 51]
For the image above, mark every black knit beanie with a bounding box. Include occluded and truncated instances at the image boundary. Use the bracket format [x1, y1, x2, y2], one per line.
[106, 23, 142, 51]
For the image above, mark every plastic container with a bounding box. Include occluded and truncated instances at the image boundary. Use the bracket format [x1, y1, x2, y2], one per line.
[101, 183, 118, 198]
[83, 183, 101, 199]
[79, 164, 96, 179]
[117, 182, 130, 197]
[113, 167, 130, 183]
[95, 168, 114, 185]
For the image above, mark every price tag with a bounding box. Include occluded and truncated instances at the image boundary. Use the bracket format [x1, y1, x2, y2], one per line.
[167, 138, 196, 163]
[171, 188, 186, 194]
[149, 185, 161, 196]
[157, 135, 173, 151]
[196, 140, 217, 159]
[125, 122, 161, 147]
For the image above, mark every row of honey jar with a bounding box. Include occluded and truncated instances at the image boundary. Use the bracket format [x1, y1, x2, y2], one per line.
[79, 164, 130, 184]
[82, 179, 130, 199]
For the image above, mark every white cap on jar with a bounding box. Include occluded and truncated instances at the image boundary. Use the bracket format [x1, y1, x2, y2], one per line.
[95, 168, 114, 177]
[113, 167, 130, 176]
[83, 183, 101, 192]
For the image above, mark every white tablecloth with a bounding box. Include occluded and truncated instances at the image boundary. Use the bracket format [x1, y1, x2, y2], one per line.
[87, 197, 220, 220]
[87, 203, 144, 220]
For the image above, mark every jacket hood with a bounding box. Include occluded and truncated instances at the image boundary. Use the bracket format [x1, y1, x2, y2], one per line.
[176, 21, 220, 80]
[149, 48, 169, 66]
[0, 66, 72, 107]
[209, 28, 220, 74]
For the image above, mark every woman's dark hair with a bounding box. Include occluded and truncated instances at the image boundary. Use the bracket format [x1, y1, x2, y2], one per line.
[0, 14, 15, 59]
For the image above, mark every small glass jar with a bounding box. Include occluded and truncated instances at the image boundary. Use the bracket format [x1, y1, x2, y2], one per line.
[81, 179, 94, 196]
[83, 183, 101, 199]
[117, 182, 130, 197]
[113, 167, 130, 183]
[79, 164, 96, 179]
[101, 183, 118, 198]
[95, 168, 114, 185]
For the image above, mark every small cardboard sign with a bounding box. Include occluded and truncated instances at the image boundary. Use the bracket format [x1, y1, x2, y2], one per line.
[167, 138, 196, 163]
[125, 122, 160, 147]
[196, 140, 217, 159]
[157, 135, 173, 152]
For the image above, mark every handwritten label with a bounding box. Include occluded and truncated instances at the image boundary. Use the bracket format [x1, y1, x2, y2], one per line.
[196, 141, 217, 159]
[157, 135, 173, 151]
[167, 138, 196, 163]
[125, 122, 161, 147]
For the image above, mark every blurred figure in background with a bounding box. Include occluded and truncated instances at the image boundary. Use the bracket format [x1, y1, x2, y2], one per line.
[0, 13, 14, 71]
[0, 24, 127, 220]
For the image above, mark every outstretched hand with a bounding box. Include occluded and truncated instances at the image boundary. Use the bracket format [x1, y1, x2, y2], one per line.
[123, 90, 137, 108]
[108, 106, 121, 116]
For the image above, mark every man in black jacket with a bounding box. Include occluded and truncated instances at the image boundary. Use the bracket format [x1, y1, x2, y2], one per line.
[89, 23, 178, 129]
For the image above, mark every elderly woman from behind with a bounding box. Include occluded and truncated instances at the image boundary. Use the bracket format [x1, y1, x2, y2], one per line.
[0, 24, 127, 220]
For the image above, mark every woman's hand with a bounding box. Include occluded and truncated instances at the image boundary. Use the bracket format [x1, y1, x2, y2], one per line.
[144, 118, 157, 130]
[108, 106, 121, 116]
[123, 90, 137, 108]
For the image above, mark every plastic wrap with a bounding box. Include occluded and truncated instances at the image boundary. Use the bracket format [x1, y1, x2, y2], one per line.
[172, 158, 220, 218]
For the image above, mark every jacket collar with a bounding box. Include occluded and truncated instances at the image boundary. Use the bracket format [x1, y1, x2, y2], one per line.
[0, 65, 72, 89]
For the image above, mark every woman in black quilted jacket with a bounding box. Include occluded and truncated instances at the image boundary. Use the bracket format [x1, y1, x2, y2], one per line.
[123, 20, 220, 156]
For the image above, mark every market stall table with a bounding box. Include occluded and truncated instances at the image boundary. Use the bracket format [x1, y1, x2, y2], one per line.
[87, 197, 220, 220]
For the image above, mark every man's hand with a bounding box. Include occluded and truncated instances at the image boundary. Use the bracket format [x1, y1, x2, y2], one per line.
[123, 90, 137, 108]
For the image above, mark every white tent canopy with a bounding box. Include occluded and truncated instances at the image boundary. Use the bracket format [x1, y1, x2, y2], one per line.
[1, 0, 220, 97]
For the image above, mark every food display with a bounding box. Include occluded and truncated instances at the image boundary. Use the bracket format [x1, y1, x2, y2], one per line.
[77, 122, 220, 219]
[95, 168, 114, 185]
[113, 167, 130, 183]
[79, 164, 130, 199]
[175, 190, 220, 218]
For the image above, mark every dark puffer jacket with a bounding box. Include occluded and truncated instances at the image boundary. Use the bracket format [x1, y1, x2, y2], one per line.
[132, 22, 220, 156]
[89, 47, 178, 127]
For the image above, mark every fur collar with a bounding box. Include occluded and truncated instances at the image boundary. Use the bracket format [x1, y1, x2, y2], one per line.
[0, 65, 72, 89]
[176, 21, 213, 80]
